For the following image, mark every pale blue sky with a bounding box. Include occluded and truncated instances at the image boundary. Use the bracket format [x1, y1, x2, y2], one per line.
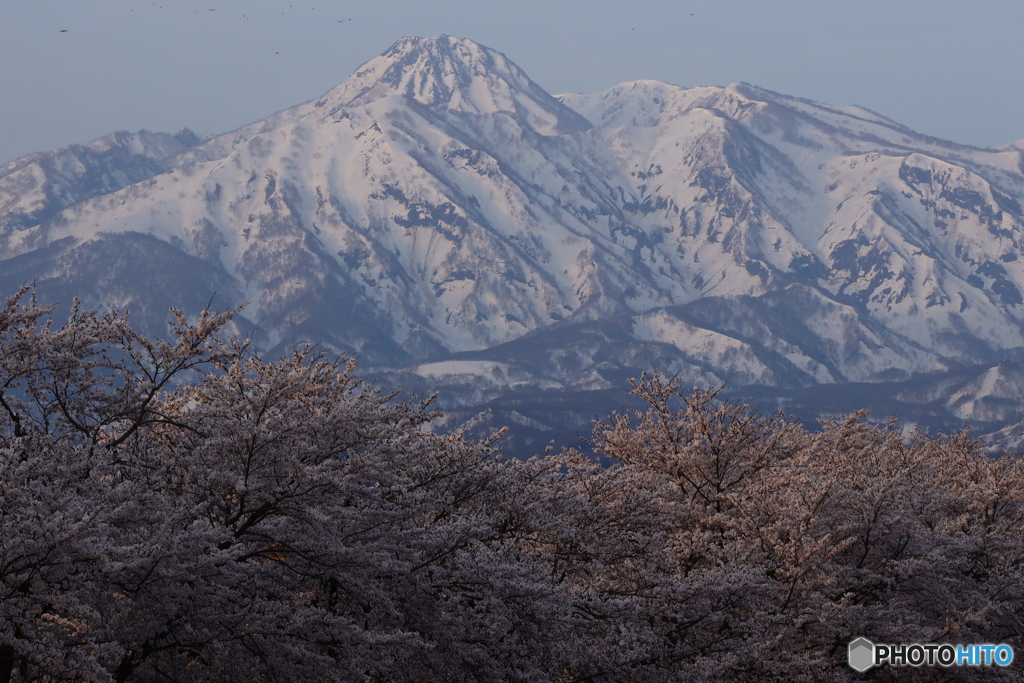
[2, 0, 1023, 163]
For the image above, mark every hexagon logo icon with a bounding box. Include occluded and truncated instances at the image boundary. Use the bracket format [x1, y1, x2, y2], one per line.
[848, 637, 875, 672]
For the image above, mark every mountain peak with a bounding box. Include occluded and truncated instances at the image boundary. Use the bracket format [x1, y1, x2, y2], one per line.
[314, 35, 591, 135]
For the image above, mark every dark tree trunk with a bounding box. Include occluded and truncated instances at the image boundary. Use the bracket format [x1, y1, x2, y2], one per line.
[0, 645, 14, 683]
[114, 658, 135, 683]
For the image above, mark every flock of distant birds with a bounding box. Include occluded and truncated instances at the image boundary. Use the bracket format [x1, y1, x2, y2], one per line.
[58, 5, 355, 43]
[57, 7, 693, 36]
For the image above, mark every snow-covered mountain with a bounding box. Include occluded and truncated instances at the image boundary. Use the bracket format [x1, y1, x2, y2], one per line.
[4, 35, 1024, 451]
[0, 129, 200, 233]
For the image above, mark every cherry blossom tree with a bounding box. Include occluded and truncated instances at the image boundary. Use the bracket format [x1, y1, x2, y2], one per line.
[582, 373, 1024, 681]
[0, 290, 601, 681]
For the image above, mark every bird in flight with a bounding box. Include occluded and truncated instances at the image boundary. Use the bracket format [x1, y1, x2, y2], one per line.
[59, 29, 68, 32]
